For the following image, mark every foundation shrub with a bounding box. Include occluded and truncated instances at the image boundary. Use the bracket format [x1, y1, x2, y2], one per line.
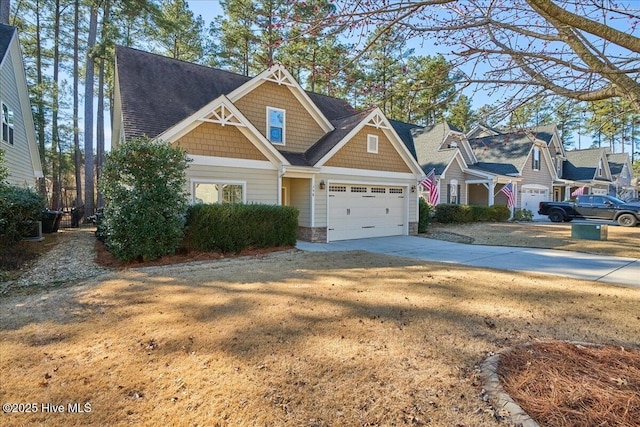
[418, 197, 431, 232]
[435, 204, 511, 223]
[487, 205, 512, 221]
[184, 204, 298, 253]
[99, 137, 191, 262]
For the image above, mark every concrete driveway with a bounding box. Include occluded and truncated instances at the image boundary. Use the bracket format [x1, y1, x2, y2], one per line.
[297, 236, 640, 287]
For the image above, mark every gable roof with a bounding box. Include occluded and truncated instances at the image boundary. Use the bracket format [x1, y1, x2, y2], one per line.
[116, 46, 251, 140]
[116, 46, 359, 142]
[471, 132, 538, 175]
[410, 123, 456, 175]
[564, 148, 610, 181]
[607, 152, 630, 178]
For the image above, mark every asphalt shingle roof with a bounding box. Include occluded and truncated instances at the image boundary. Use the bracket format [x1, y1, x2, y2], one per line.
[410, 122, 459, 175]
[0, 24, 15, 63]
[116, 46, 360, 140]
[607, 153, 627, 177]
[470, 132, 534, 175]
[563, 148, 606, 181]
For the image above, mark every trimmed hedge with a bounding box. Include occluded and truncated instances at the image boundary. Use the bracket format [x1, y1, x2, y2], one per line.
[184, 204, 299, 253]
[434, 204, 511, 224]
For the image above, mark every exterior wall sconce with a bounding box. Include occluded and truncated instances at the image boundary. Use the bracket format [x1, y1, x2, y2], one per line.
[319, 180, 325, 190]
[411, 185, 416, 193]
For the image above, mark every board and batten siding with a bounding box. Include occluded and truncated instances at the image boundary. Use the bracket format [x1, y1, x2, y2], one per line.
[185, 164, 278, 205]
[0, 44, 38, 186]
[313, 172, 417, 228]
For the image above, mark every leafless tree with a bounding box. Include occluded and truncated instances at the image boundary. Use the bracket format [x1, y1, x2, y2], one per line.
[324, 0, 640, 115]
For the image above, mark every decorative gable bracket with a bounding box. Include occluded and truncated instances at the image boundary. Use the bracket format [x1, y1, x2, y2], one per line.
[198, 104, 245, 127]
[366, 112, 389, 130]
[264, 66, 296, 87]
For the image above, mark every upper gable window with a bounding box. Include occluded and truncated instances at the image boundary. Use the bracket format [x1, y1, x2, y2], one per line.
[267, 107, 285, 145]
[2, 103, 14, 145]
[597, 160, 603, 176]
[532, 147, 540, 170]
[367, 134, 378, 153]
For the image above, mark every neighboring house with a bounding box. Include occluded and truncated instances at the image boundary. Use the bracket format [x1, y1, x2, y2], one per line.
[563, 148, 614, 196]
[112, 47, 425, 242]
[606, 151, 637, 200]
[395, 121, 514, 208]
[0, 24, 42, 187]
[396, 121, 561, 218]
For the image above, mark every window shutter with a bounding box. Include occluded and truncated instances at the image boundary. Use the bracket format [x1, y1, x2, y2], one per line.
[457, 185, 461, 204]
[447, 185, 451, 203]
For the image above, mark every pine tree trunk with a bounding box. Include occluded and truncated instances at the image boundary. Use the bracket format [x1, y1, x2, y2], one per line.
[0, 0, 9, 25]
[96, 0, 110, 209]
[35, 0, 47, 200]
[51, 0, 61, 210]
[84, 3, 98, 219]
[73, 0, 83, 207]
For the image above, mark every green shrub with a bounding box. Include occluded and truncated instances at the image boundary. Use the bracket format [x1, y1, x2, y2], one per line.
[434, 204, 473, 223]
[184, 203, 298, 253]
[512, 208, 533, 222]
[434, 204, 511, 224]
[487, 205, 511, 221]
[99, 137, 191, 262]
[418, 197, 431, 233]
[0, 184, 45, 244]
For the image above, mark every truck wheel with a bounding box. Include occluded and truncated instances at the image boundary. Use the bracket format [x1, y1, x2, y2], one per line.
[617, 214, 638, 227]
[548, 210, 564, 223]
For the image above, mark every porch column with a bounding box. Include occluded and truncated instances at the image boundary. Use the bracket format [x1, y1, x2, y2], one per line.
[488, 182, 496, 206]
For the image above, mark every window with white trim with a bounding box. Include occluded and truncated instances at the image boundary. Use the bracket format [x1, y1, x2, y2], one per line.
[267, 107, 285, 145]
[2, 103, 14, 145]
[532, 147, 540, 170]
[193, 181, 244, 204]
[367, 134, 378, 153]
[597, 160, 603, 176]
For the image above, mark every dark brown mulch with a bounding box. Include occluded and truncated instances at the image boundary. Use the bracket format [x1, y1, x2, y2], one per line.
[94, 240, 294, 269]
[497, 341, 640, 427]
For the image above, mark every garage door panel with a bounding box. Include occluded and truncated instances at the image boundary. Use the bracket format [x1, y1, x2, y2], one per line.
[521, 188, 549, 219]
[328, 184, 406, 241]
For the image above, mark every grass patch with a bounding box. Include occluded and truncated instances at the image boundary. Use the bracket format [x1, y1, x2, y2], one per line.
[1, 251, 638, 426]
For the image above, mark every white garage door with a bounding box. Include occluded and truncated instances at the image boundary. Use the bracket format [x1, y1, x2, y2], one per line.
[328, 184, 406, 241]
[521, 187, 549, 219]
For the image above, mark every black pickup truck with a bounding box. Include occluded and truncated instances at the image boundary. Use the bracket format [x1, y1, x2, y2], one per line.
[538, 195, 640, 227]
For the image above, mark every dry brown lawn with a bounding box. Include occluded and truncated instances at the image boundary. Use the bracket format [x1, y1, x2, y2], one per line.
[425, 221, 640, 259]
[1, 246, 639, 426]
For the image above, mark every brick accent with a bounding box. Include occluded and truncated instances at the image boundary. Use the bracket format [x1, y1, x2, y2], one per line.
[297, 226, 327, 243]
[176, 122, 267, 160]
[234, 81, 326, 153]
[325, 127, 412, 173]
[408, 222, 418, 235]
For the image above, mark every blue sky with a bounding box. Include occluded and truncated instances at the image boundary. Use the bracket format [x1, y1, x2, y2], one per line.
[183, 1, 610, 151]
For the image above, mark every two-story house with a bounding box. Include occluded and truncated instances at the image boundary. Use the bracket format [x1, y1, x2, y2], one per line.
[0, 24, 42, 187]
[112, 47, 425, 242]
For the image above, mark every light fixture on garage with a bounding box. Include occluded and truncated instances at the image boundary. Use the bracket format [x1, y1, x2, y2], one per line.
[319, 180, 325, 190]
[411, 185, 416, 193]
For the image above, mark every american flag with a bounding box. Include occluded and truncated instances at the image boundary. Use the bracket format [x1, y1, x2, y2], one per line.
[421, 168, 439, 205]
[571, 185, 587, 197]
[500, 182, 515, 208]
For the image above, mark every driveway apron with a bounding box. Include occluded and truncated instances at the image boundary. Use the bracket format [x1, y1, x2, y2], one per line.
[297, 236, 640, 287]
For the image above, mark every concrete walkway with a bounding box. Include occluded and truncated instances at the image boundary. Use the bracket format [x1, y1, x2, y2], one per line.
[297, 236, 640, 287]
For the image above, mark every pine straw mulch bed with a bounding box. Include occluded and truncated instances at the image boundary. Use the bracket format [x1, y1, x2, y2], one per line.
[498, 341, 640, 427]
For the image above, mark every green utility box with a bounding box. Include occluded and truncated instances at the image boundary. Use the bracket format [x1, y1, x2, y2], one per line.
[571, 223, 608, 241]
